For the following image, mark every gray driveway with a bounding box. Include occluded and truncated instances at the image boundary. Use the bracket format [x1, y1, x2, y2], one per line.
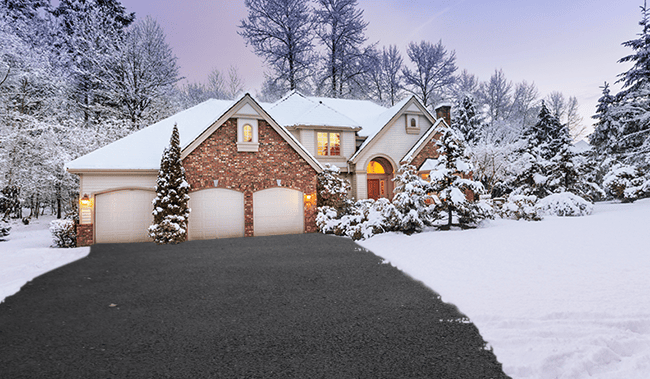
[0, 233, 508, 378]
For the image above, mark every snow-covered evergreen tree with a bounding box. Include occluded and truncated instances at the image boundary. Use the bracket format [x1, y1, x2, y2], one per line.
[149, 124, 191, 244]
[0, 219, 10, 240]
[392, 164, 434, 234]
[426, 126, 487, 229]
[452, 95, 482, 144]
[317, 163, 351, 212]
[590, 82, 620, 155]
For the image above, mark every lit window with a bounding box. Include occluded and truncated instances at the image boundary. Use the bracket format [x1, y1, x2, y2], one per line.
[420, 173, 430, 181]
[367, 161, 385, 174]
[243, 124, 253, 142]
[317, 132, 340, 156]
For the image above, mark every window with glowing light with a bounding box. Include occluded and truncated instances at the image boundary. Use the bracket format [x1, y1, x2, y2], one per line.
[317, 132, 340, 156]
[243, 124, 253, 142]
[367, 161, 385, 174]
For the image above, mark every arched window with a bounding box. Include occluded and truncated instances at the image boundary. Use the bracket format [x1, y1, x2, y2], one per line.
[367, 160, 386, 174]
[243, 124, 253, 142]
[410, 117, 417, 127]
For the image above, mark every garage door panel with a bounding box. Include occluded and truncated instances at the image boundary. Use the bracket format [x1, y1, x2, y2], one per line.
[95, 190, 155, 243]
[188, 189, 244, 240]
[254, 188, 304, 236]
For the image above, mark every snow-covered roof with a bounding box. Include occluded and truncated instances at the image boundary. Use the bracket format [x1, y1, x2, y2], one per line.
[418, 158, 437, 171]
[264, 91, 387, 136]
[66, 94, 322, 173]
[67, 99, 236, 171]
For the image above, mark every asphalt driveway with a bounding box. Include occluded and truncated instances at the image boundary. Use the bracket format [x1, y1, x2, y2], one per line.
[0, 233, 509, 378]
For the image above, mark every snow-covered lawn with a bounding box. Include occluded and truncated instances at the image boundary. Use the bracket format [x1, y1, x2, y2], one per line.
[360, 199, 650, 379]
[0, 216, 90, 303]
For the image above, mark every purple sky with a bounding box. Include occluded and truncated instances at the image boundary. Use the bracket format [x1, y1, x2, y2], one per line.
[117, 0, 642, 134]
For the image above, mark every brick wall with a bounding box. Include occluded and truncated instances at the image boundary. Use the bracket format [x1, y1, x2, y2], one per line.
[76, 223, 94, 246]
[409, 133, 441, 169]
[183, 118, 318, 236]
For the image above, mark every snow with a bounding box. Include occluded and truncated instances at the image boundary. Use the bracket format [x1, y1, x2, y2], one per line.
[0, 216, 90, 304]
[359, 199, 650, 378]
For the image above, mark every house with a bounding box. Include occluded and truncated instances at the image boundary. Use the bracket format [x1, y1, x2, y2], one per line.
[67, 92, 450, 245]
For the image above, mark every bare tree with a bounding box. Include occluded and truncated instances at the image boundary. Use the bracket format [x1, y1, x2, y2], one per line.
[238, 0, 314, 92]
[402, 40, 457, 108]
[314, 0, 369, 97]
[226, 66, 246, 99]
[545, 91, 585, 140]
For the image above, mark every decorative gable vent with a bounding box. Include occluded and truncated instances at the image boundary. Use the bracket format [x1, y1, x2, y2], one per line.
[405, 114, 420, 134]
[237, 118, 259, 152]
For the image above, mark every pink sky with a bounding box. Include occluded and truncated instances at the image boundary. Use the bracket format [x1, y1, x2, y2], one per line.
[118, 0, 641, 134]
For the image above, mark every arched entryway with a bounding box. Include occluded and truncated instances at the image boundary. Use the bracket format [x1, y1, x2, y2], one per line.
[367, 157, 394, 200]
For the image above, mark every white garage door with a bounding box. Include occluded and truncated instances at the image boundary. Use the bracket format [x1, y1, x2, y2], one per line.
[188, 188, 245, 240]
[253, 188, 304, 236]
[95, 190, 156, 243]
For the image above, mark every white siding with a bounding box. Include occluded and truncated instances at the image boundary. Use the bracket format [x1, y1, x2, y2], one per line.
[81, 174, 157, 196]
[341, 130, 356, 159]
[300, 129, 315, 155]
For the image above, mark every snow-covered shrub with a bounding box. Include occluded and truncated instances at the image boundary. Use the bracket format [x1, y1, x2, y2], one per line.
[316, 198, 400, 241]
[149, 125, 191, 244]
[498, 195, 542, 221]
[536, 192, 593, 217]
[50, 219, 76, 248]
[0, 219, 11, 240]
[317, 163, 351, 212]
[602, 164, 647, 202]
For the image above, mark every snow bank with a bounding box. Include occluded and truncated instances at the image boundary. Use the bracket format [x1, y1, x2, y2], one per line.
[359, 199, 650, 378]
[0, 216, 90, 303]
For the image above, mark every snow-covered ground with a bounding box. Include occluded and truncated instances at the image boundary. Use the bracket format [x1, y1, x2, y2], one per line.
[0, 216, 90, 303]
[360, 199, 650, 379]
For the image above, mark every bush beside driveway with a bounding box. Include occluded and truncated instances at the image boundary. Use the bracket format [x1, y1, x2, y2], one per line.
[0, 233, 508, 378]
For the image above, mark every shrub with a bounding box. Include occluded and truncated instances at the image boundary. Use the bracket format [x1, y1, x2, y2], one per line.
[536, 192, 593, 217]
[50, 219, 76, 248]
[602, 164, 647, 202]
[497, 195, 542, 221]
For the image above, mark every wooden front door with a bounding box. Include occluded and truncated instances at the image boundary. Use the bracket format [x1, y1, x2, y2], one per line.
[368, 179, 380, 200]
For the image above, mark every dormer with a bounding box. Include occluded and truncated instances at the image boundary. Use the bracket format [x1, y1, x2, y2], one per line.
[404, 102, 423, 135]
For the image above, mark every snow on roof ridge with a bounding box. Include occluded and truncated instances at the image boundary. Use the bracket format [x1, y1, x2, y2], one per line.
[349, 97, 412, 162]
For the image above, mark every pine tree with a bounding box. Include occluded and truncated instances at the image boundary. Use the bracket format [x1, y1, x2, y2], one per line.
[452, 95, 482, 144]
[392, 164, 433, 234]
[426, 126, 486, 229]
[149, 124, 190, 244]
[590, 82, 620, 155]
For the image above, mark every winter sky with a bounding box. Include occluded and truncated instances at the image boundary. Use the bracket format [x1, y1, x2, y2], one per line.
[114, 0, 642, 136]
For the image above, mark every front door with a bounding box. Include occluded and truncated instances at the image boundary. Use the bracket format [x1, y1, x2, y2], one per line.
[368, 179, 380, 200]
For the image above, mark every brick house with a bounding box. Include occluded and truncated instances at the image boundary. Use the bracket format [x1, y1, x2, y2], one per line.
[67, 92, 450, 245]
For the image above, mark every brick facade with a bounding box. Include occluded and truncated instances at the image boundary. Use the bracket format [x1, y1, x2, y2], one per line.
[76, 223, 94, 246]
[183, 118, 318, 237]
[409, 132, 441, 170]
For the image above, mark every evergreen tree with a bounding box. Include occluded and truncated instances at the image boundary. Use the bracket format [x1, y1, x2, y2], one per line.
[589, 82, 620, 155]
[392, 164, 433, 234]
[317, 163, 350, 211]
[426, 126, 486, 229]
[149, 124, 190, 244]
[452, 95, 482, 144]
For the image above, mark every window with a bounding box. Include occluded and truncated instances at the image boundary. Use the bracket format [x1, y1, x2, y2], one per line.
[410, 118, 417, 127]
[243, 124, 253, 142]
[317, 132, 340, 156]
[367, 161, 385, 174]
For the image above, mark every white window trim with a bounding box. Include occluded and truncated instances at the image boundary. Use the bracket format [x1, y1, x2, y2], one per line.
[316, 131, 342, 157]
[237, 118, 259, 152]
[405, 114, 420, 134]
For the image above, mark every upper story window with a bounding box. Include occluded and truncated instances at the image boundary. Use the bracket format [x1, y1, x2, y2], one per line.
[237, 118, 259, 152]
[243, 124, 253, 142]
[317, 132, 340, 156]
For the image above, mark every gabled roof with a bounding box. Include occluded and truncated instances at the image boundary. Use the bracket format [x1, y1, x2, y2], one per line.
[66, 94, 323, 173]
[349, 96, 439, 164]
[401, 117, 445, 164]
[264, 91, 386, 135]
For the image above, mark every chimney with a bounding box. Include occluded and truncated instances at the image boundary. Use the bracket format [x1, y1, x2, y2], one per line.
[435, 103, 451, 126]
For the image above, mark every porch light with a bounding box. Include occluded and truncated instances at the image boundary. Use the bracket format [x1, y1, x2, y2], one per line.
[277, 179, 282, 186]
[80, 194, 92, 207]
